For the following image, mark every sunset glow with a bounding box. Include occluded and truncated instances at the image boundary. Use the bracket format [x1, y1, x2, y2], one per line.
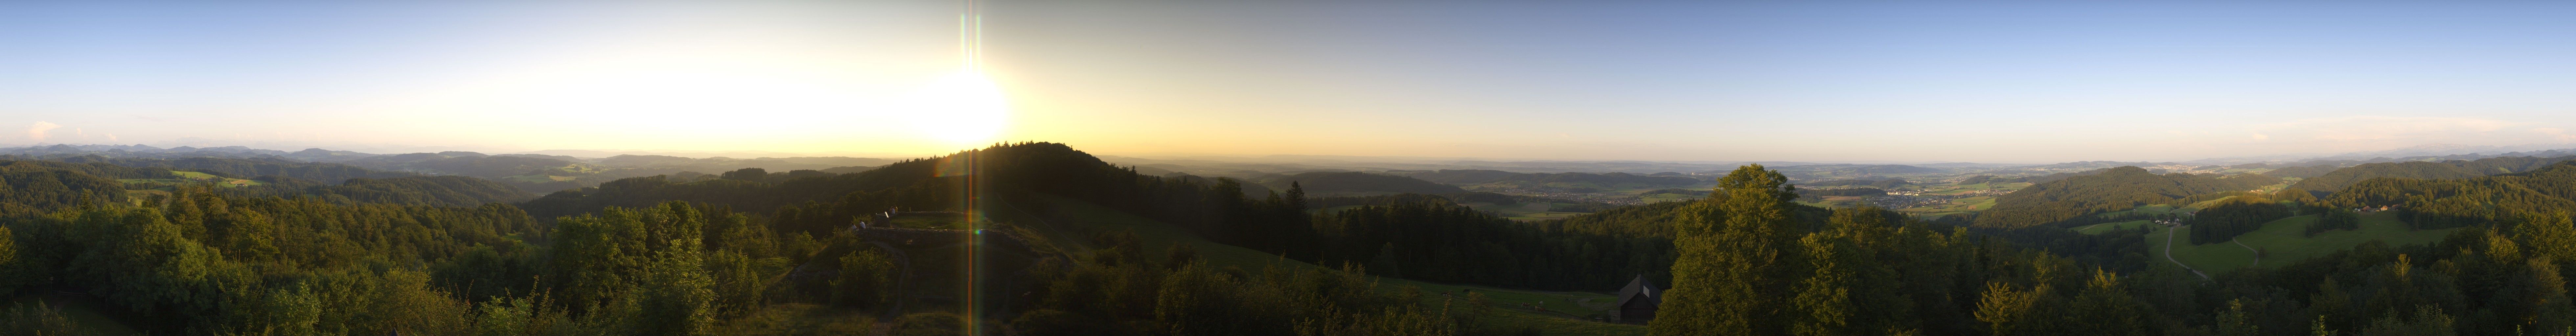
[905, 67, 1011, 146]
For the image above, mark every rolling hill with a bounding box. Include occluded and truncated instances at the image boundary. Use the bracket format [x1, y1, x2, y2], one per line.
[1258, 172, 1464, 195]
[1975, 166, 2279, 228]
[2288, 155, 2576, 193]
[1405, 169, 1525, 184]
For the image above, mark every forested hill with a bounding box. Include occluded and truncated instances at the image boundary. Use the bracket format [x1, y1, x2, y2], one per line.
[1491, 172, 1699, 186]
[2263, 164, 2341, 178]
[2322, 159, 2576, 228]
[0, 157, 531, 212]
[26, 141, 2576, 335]
[1406, 169, 1522, 184]
[266, 175, 536, 207]
[1974, 166, 2278, 228]
[1257, 172, 1465, 195]
[2289, 155, 2576, 194]
[1403, 169, 1701, 187]
[0, 160, 144, 212]
[54, 156, 414, 182]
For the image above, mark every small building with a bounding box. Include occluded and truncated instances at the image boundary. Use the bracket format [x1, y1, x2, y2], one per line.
[1613, 275, 1661, 324]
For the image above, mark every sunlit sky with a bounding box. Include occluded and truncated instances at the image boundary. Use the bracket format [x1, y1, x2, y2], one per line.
[6, 1, 2576, 163]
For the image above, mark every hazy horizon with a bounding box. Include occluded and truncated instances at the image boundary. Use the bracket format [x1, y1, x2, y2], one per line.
[10, 139, 2575, 167]
[9, 1, 2576, 162]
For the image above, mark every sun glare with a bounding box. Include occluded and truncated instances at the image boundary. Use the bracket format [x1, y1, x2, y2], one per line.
[904, 67, 1009, 146]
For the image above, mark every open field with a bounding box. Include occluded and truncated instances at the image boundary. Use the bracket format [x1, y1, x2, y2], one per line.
[2228, 212, 2453, 266]
[1898, 196, 1995, 214]
[1460, 201, 1598, 221]
[2075, 220, 2155, 235]
[119, 171, 265, 188]
[1639, 193, 1702, 203]
[1886, 182, 2026, 216]
[2097, 204, 2182, 218]
[1004, 194, 1644, 335]
[2146, 211, 2456, 274]
[1925, 182, 2030, 194]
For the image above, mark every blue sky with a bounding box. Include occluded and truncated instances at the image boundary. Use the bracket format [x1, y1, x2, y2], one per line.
[4, 1, 2574, 162]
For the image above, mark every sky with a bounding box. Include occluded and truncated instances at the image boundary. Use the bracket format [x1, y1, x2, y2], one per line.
[5, 1, 2576, 163]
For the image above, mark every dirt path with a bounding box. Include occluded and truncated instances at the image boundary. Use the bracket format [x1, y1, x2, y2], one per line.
[2231, 239, 2260, 267]
[2165, 225, 2212, 281]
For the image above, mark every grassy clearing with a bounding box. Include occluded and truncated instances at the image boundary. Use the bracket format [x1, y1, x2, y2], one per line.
[2147, 211, 2457, 274]
[2144, 225, 2259, 273]
[887, 215, 968, 230]
[1639, 193, 1702, 203]
[2186, 196, 2250, 209]
[1897, 196, 1996, 214]
[1924, 182, 2028, 195]
[1887, 182, 2026, 216]
[2097, 204, 2180, 218]
[1460, 201, 1593, 221]
[2229, 212, 2454, 267]
[1002, 194, 1644, 335]
[121, 171, 265, 188]
[710, 303, 876, 335]
[2074, 220, 2154, 235]
[502, 175, 580, 183]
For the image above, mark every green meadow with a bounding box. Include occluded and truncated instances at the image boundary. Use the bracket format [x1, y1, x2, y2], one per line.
[2147, 211, 2455, 274]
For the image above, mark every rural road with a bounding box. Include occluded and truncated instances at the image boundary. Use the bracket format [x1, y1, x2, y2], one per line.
[2165, 225, 2212, 281]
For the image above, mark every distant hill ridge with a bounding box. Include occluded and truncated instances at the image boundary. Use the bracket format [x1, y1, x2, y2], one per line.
[2289, 155, 2576, 194]
[1975, 166, 2280, 228]
[1258, 172, 1465, 195]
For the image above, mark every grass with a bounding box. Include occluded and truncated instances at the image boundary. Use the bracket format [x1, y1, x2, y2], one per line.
[1638, 193, 1702, 203]
[1460, 201, 1594, 221]
[1895, 196, 1997, 214]
[2096, 204, 2179, 218]
[710, 303, 877, 335]
[2073, 220, 2154, 235]
[2185, 196, 2250, 209]
[2146, 211, 2456, 274]
[1887, 182, 2026, 216]
[501, 175, 579, 183]
[119, 171, 265, 188]
[1000, 194, 1644, 335]
[2145, 225, 2259, 273]
[887, 215, 967, 230]
[1923, 182, 2029, 195]
[2228, 212, 2454, 267]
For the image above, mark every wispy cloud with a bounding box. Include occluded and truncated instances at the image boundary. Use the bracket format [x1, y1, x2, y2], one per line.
[26, 122, 61, 142]
[2535, 128, 2576, 142]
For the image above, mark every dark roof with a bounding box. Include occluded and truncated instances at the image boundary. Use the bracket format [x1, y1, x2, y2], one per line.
[1616, 274, 1661, 307]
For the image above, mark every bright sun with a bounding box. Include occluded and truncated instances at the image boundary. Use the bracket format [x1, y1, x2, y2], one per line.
[903, 67, 1009, 146]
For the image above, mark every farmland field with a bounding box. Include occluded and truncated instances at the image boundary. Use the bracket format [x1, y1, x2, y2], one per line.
[2074, 220, 2155, 235]
[2146, 211, 2456, 274]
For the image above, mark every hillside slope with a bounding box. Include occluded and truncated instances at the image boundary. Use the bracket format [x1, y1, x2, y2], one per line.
[2290, 155, 2576, 193]
[1259, 172, 1465, 195]
[1975, 166, 2278, 228]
